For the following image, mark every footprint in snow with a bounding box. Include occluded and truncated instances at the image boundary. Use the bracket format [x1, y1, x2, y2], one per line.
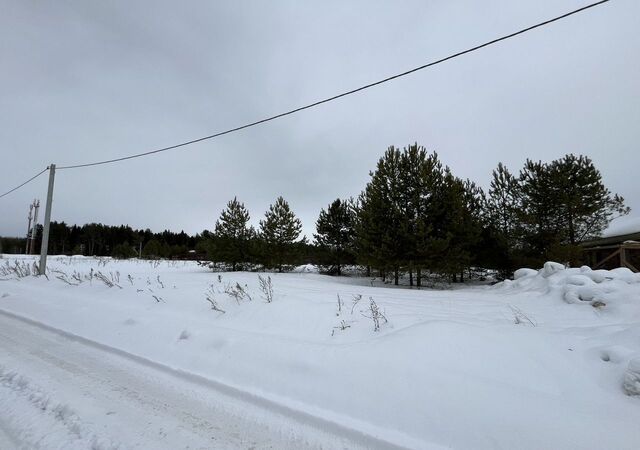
[178, 330, 191, 340]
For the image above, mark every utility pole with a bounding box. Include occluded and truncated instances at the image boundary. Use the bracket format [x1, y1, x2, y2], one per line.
[31, 200, 40, 254]
[39, 165, 55, 275]
[26, 203, 33, 254]
[25, 199, 40, 254]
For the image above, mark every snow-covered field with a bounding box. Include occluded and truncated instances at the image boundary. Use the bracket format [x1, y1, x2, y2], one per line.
[1, 255, 639, 449]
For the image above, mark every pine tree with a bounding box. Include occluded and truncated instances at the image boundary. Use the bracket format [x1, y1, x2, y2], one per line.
[428, 170, 484, 282]
[356, 144, 446, 285]
[314, 198, 356, 275]
[548, 154, 629, 245]
[112, 242, 137, 259]
[518, 159, 559, 261]
[142, 239, 162, 258]
[259, 196, 302, 272]
[213, 197, 254, 271]
[355, 146, 405, 283]
[519, 154, 629, 264]
[484, 162, 522, 276]
[398, 145, 443, 286]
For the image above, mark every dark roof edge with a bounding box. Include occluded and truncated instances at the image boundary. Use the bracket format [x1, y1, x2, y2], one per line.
[581, 231, 640, 248]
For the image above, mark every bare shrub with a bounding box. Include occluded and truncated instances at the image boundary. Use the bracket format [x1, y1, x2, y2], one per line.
[350, 294, 362, 314]
[71, 271, 83, 284]
[331, 320, 351, 336]
[205, 285, 225, 313]
[258, 275, 274, 303]
[94, 271, 122, 289]
[336, 294, 343, 316]
[55, 272, 79, 286]
[224, 282, 252, 304]
[361, 297, 388, 332]
[1, 261, 34, 279]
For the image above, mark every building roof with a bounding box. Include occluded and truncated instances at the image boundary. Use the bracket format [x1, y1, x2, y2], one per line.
[583, 216, 640, 247]
[602, 216, 640, 238]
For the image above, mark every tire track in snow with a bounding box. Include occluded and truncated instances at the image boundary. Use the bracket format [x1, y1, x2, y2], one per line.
[0, 308, 414, 449]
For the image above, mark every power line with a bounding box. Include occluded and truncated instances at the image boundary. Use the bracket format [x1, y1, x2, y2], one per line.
[0, 167, 49, 200]
[55, 0, 610, 170]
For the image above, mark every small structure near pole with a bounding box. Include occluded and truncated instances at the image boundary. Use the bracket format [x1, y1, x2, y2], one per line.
[26, 199, 40, 254]
[582, 217, 640, 272]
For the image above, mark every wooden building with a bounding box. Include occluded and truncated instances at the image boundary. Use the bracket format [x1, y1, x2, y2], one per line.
[582, 225, 640, 272]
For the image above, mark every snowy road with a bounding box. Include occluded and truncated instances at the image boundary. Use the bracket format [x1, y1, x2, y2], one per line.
[0, 311, 403, 450]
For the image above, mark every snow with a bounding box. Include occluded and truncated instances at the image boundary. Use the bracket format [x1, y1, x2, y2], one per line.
[624, 358, 640, 396]
[602, 215, 640, 238]
[292, 263, 319, 273]
[0, 365, 120, 450]
[0, 312, 383, 450]
[1, 255, 639, 449]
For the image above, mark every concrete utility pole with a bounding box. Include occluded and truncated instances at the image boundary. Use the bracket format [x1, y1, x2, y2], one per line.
[39, 165, 55, 275]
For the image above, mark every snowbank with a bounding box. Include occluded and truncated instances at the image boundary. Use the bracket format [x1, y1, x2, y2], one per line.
[494, 261, 640, 311]
[292, 263, 319, 273]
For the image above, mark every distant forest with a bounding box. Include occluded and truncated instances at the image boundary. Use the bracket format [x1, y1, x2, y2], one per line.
[0, 222, 200, 259]
[1, 144, 629, 282]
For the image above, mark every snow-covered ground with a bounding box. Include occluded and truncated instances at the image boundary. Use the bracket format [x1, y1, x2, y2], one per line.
[1, 255, 639, 449]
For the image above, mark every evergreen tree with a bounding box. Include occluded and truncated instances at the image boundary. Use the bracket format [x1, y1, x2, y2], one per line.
[142, 239, 162, 258]
[397, 145, 443, 286]
[519, 154, 629, 264]
[213, 197, 254, 271]
[547, 154, 629, 245]
[112, 242, 137, 259]
[428, 171, 484, 282]
[518, 159, 559, 262]
[314, 198, 356, 275]
[259, 196, 302, 272]
[356, 144, 445, 285]
[484, 162, 522, 276]
[356, 146, 405, 283]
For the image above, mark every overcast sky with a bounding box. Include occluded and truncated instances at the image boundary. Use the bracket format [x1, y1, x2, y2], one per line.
[1, 0, 639, 240]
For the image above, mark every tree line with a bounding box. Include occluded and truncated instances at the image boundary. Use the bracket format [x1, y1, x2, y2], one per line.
[1, 144, 628, 282]
[0, 222, 200, 259]
[204, 144, 628, 282]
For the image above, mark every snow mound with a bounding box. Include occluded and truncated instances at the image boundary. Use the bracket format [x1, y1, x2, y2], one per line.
[514, 268, 537, 280]
[494, 262, 640, 307]
[624, 358, 640, 396]
[292, 264, 319, 273]
[541, 261, 566, 277]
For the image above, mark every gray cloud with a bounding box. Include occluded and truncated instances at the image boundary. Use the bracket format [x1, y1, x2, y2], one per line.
[1, 0, 638, 239]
